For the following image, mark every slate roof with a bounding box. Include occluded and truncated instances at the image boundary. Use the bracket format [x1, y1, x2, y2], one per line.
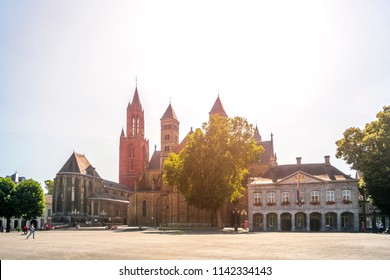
[88, 192, 130, 204]
[58, 152, 101, 178]
[161, 103, 179, 122]
[149, 150, 162, 170]
[262, 161, 353, 182]
[209, 96, 228, 117]
[175, 128, 194, 153]
[102, 179, 132, 193]
[259, 140, 274, 164]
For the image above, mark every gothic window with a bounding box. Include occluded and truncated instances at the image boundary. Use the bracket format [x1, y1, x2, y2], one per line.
[66, 177, 72, 212]
[142, 200, 147, 217]
[132, 117, 135, 136]
[165, 134, 170, 140]
[129, 146, 135, 158]
[136, 117, 140, 135]
[74, 177, 79, 209]
[165, 146, 170, 152]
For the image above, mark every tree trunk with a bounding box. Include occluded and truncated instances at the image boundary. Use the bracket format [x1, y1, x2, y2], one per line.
[6, 217, 11, 232]
[216, 208, 224, 229]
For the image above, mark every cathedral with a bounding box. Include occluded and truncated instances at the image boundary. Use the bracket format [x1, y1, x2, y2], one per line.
[52, 85, 359, 231]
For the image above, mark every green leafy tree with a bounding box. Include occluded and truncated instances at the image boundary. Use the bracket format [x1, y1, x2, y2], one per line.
[0, 178, 17, 232]
[14, 179, 46, 221]
[336, 106, 390, 215]
[163, 115, 263, 228]
[44, 179, 54, 195]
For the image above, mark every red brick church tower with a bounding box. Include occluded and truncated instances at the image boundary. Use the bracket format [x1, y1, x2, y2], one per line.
[119, 86, 149, 189]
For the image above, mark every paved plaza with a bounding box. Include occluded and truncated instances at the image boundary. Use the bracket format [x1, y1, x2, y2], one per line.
[0, 226, 389, 260]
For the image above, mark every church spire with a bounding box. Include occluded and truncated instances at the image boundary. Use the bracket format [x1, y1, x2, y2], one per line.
[131, 86, 141, 107]
[209, 96, 228, 118]
[254, 124, 262, 143]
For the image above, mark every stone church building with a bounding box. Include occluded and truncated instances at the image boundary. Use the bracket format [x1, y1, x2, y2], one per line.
[52, 85, 358, 231]
[122, 87, 275, 227]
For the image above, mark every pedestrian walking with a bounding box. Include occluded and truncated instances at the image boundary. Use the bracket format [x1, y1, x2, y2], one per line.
[27, 224, 35, 239]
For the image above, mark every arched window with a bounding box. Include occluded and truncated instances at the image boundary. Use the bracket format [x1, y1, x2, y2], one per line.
[142, 200, 147, 217]
[132, 117, 135, 135]
[136, 117, 140, 135]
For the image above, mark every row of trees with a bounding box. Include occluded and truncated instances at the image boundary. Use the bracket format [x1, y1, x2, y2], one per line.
[0, 178, 45, 232]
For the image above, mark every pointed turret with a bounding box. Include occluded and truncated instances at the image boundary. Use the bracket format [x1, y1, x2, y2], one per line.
[132, 87, 140, 103]
[128, 87, 142, 111]
[254, 125, 262, 144]
[161, 102, 179, 122]
[120, 127, 125, 138]
[209, 96, 228, 118]
[160, 102, 180, 166]
[126, 86, 145, 137]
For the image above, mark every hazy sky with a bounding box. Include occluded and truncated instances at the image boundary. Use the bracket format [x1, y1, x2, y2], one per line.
[1, 0, 389, 187]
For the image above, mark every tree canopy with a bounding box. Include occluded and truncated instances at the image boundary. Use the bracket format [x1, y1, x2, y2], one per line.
[163, 115, 263, 219]
[15, 179, 46, 220]
[336, 106, 390, 215]
[44, 179, 54, 195]
[0, 178, 17, 232]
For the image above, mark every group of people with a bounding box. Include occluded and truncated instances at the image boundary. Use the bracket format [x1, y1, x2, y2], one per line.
[361, 220, 387, 233]
[105, 224, 118, 230]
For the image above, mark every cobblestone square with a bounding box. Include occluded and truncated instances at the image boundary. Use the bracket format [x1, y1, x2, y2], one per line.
[1, 227, 389, 260]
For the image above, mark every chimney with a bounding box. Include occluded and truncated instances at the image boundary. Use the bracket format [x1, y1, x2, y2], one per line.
[324, 155, 330, 166]
[296, 157, 302, 166]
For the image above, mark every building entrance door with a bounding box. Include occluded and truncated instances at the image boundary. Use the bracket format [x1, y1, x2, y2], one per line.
[310, 213, 321, 231]
[281, 213, 292, 231]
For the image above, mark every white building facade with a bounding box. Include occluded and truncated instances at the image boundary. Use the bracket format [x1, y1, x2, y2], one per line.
[248, 157, 359, 232]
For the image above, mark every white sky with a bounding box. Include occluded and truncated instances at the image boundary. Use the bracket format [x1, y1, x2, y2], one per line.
[1, 0, 389, 186]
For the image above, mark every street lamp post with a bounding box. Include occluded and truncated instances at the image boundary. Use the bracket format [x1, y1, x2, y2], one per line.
[232, 208, 239, 232]
[372, 207, 377, 233]
[241, 210, 248, 230]
[100, 210, 107, 226]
